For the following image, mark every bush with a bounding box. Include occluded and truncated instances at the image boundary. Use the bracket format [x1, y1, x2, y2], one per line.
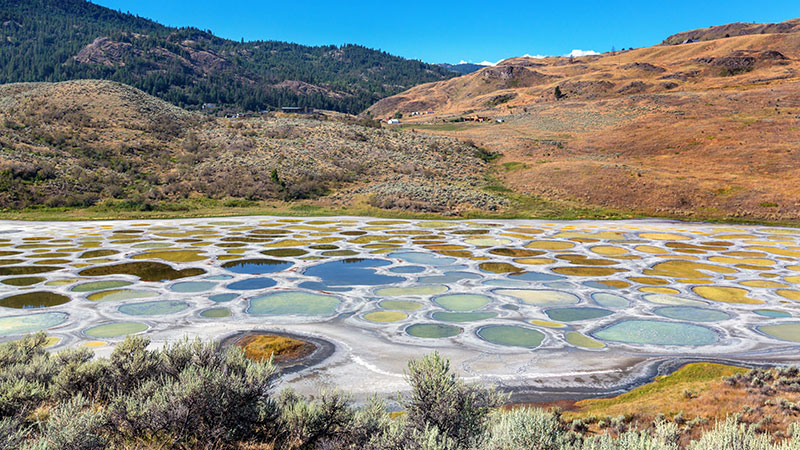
[24, 395, 107, 450]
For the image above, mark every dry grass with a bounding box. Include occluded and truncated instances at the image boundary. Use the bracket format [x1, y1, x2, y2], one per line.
[236, 334, 311, 363]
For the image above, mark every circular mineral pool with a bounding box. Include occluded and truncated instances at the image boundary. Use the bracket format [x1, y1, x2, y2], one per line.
[432, 311, 497, 322]
[0, 292, 70, 309]
[406, 323, 461, 338]
[170, 281, 217, 293]
[545, 307, 613, 322]
[209, 293, 238, 303]
[84, 322, 148, 338]
[1, 277, 46, 286]
[248, 292, 340, 315]
[227, 278, 277, 290]
[379, 300, 422, 311]
[388, 251, 456, 266]
[565, 332, 606, 349]
[418, 272, 482, 284]
[477, 325, 544, 348]
[757, 323, 800, 342]
[495, 289, 580, 306]
[754, 310, 791, 318]
[71, 280, 132, 293]
[654, 306, 731, 322]
[0, 312, 68, 336]
[87, 289, 159, 302]
[389, 266, 426, 274]
[205, 275, 233, 281]
[261, 248, 308, 257]
[304, 258, 402, 287]
[593, 320, 718, 346]
[118, 300, 189, 316]
[222, 259, 293, 274]
[591, 293, 630, 308]
[642, 293, 707, 307]
[364, 311, 407, 322]
[200, 307, 231, 318]
[375, 285, 449, 296]
[433, 294, 491, 311]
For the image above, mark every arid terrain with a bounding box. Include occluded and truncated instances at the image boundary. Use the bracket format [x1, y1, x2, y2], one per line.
[368, 19, 800, 222]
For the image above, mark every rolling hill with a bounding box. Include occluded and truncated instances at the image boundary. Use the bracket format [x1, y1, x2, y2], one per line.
[367, 18, 800, 221]
[0, 0, 455, 114]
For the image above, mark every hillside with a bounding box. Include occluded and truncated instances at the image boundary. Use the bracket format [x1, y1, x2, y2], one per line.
[0, 80, 502, 214]
[0, 0, 455, 114]
[367, 18, 800, 222]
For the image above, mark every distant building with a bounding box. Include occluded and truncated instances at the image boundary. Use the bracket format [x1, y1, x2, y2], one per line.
[281, 106, 314, 114]
[202, 103, 217, 110]
[387, 119, 400, 124]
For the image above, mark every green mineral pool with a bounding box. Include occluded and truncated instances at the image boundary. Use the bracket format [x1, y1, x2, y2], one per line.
[374, 285, 448, 296]
[118, 300, 189, 316]
[477, 325, 545, 348]
[758, 323, 800, 342]
[433, 294, 491, 311]
[406, 323, 461, 338]
[1, 277, 46, 287]
[565, 331, 606, 349]
[200, 307, 231, 318]
[84, 321, 149, 338]
[593, 320, 718, 346]
[87, 289, 159, 302]
[495, 289, 580, 306]
[248, 291, 340, 315]
[591, 293, 630, 309]
[0, 292, 70, 309]
[71, 280, 132, 293]
[0, 312, 68, 336]
[379, 300, 423, 311]
[653, 306, 731, 322]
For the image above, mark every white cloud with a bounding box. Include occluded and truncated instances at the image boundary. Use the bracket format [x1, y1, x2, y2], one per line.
[564, 49, 600, 57]
[458, 60, 469, 65]
[477, 60, 498, 66]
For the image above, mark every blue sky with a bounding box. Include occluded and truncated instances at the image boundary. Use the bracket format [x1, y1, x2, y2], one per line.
[92, 0, 799, 64]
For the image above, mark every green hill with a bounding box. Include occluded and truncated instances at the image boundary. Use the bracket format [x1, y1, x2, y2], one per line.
[0, 0, 455, 114]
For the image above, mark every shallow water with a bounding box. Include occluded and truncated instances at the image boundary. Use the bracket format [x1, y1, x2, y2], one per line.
[0, 216, 797, 365]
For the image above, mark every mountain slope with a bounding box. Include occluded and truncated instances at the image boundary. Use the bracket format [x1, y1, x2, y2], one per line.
[0, 80, 502, 213]
[0, 0, 455, 114]
[366, 19, 800, 221]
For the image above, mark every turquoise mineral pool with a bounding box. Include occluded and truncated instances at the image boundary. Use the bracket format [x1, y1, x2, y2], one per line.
[209, 293, 238, 303]
[593, 320, 718, 346]
[227, 278, 277, 290]
[757, 323, 800, 342]
[0, 292, 70, 309]
[0, 312, 68, 336]
[654, 306, 731, 322]
[248, 291, 340, 315]
[642, 293, 707, 307]
[477, 325, 545, 348]
[84, 321, 149, 338]
[406, 323, 461, 338]
[389, 266, 426, 274]
[755, 310, 791, 318]
[200, 307, 231, 318]
[71, 280, 132, 293]
[118, 300, 189, 316]
[433, 294, 491, 311]
[545, 307, 613, 322]
[222, 259, 293, 274]
[432, 311, 497, 322]
[170, 281, 217, 293]
[418, 272, 482, 284]
[591, 293, 630, 308]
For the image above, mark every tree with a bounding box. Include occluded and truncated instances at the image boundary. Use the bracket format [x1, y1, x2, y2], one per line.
[393, 112, 403, 119]
[554, 86, 565, 100]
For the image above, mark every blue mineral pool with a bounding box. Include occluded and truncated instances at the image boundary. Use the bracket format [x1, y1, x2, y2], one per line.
[418, 271, 482, 284]
[389, 252, 456, 266]
[304, 258, 403, 287]
[591, 293, 630, 309]
[754, 310, 791, 318]
[170, 281, 217, 293]
[222, 259, 293, 275]
[209, 293, 238, 303]
[227, 278, 277, 290]
[389, 266, 426, 274]
[593, 320, 718, 346]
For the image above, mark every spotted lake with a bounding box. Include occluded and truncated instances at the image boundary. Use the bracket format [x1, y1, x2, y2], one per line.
[1, 217, 799, 399]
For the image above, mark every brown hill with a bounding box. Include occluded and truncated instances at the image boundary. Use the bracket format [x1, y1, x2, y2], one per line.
[366, 19, 800, 221]
[0, 80, 501, 214]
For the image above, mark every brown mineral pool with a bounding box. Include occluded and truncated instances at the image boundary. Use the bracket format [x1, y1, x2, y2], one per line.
[237, 334, 314, 363]
[0, 292, 70, 309]
[79, 262, 205, 281]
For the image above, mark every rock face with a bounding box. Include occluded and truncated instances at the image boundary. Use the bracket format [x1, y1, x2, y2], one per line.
[74, 37, 132, 67]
